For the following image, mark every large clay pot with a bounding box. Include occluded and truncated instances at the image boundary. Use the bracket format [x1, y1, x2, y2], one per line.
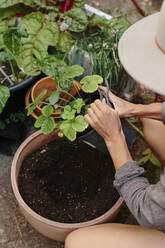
[11, 130, 123, 242]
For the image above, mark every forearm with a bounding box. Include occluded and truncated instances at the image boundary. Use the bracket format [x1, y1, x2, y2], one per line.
[132, 102, 163, 121]
[105, 131, 133, 171]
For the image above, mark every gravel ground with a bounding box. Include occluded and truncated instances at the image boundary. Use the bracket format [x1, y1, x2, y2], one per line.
[0, 1, 163, 248]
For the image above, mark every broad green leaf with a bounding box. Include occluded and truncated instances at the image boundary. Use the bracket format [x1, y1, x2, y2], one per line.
[0, 4, 30, 21]
[64, 8, 88, 32]
[0, 51, 13, 61]
[34, 115, 47, 128]
[56, 31, 74, 53]
[17, 12, 60, 76]
[3, 28, 27, 56]
[72, 115, 88, 132]
[0, 85, 10, 114]
[80, 75, 103, 93]
[59, 120, 76, 141]
[63, 65, 84, 79]
[0, 0, 35, 8]
[41, 116, 55, 134]
[61, 105, 76, 120]
[150, 154, 162, 167]
[42, 105, 54, 117]
[48, 90, 60, 105]
[39, 55, 67, 80]
[0, 20, 7, 49]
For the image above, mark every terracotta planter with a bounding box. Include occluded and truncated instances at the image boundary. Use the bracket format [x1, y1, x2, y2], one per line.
[28, 76, 81, 118]
[11, 130, 123, 242]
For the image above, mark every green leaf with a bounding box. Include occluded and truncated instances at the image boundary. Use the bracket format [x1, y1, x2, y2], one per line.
[0, 51, 13, 61]
[17, 12, 60, 76]
[0, 20, 7, 49]
[150, 154, 162, 168]
[69, 98, 84, 113]
[0, 0, 35, 8]
[73, 0, 85, 8]
[26, 89, 47, 116]
[48, 90, 60, 105]
[110, 16, 130, 33]
[64, 8, 88, 32]
[39, 55, 67, 80]
[56, 31, 74, 53]
[34, 115, 47, 128]
[0, 4, 30, 21]
[138, 155, 150, 166]
[41, 116, 55, 134]
[61, 105, 76, 120]
[59, 120, 76, 141]
[63, 65, 84, 79]
[42, 105, 54, 117]
[72, 115, 88, 132]
[0, 85, 10, 114]
[59, 79, 73, 91]
[80, 75, 103, 93]
[142, 148, 151, 155]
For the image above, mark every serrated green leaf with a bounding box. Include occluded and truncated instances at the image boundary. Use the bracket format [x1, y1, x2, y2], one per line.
[73, 0, 85, 8]
[41, 116, 55, 134]
[81, 75, 103, 93]
[56, 31, 74, 53]
[48, 90, 60, 105]
[61, 105, 76, 120]
[42, 105, 54, 117]
[59, 79, 73, 91]
[34, 115, 47, 128]
[59, 120, 76, 141]
[150, 154, 162, 167]
[64, 8, 88, 32]
[0, 21, 7, 49]
[63, 65, 84, 79]
[0, 85, 10, 114]
[17, 12, 60, 76]
[72, 115, 88, 132]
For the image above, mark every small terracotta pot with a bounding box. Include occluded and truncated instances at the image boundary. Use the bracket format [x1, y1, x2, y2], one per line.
[30, 77, 81, 117]
[11, 130, 123, 242]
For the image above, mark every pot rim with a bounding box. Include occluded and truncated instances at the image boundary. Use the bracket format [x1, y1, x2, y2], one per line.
[11, 130, 123, 229]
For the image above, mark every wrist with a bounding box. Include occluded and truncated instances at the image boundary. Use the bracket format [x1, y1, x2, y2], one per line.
[133, 103, 162, 120]
[105, 131, 133, 171]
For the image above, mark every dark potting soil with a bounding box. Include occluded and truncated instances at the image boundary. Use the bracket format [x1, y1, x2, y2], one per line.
[19, 139, 120, 223]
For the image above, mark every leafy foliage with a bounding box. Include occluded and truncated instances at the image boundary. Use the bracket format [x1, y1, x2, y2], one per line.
[139, 148, 162, 167]
[0, 85, 10, 114]
[80, 75, 103, 93]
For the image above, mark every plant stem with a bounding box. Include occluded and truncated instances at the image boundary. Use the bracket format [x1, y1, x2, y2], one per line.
[9, 60, 18, 83]
[60, 89, 77, 100]
[0, 66, 14, 85]
[127, 118, 144, 138]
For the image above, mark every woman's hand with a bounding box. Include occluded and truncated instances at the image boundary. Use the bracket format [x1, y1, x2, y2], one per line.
[84, 99, 122, 144]
[99, 86, 137, 118]
[84, 99, 133, 170]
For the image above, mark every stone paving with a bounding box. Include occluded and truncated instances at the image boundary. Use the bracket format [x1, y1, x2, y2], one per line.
[0, 1, 162, 247]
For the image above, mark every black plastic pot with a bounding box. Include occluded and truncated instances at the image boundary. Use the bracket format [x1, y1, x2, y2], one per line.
[76, 90, 136, 155]
[0, 75, 42, 140]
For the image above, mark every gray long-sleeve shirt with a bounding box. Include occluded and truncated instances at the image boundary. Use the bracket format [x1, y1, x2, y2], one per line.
[113, 103, 165, 232]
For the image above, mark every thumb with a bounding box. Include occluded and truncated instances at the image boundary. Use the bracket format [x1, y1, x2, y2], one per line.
[98, 86, 106, 94]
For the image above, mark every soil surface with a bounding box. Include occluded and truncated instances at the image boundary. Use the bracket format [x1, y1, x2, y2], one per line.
[19, 139, 119, 223]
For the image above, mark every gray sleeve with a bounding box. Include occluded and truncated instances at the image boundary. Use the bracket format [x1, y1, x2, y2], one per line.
[162, 102, 165, 124]
[113, 162, 165, 232]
